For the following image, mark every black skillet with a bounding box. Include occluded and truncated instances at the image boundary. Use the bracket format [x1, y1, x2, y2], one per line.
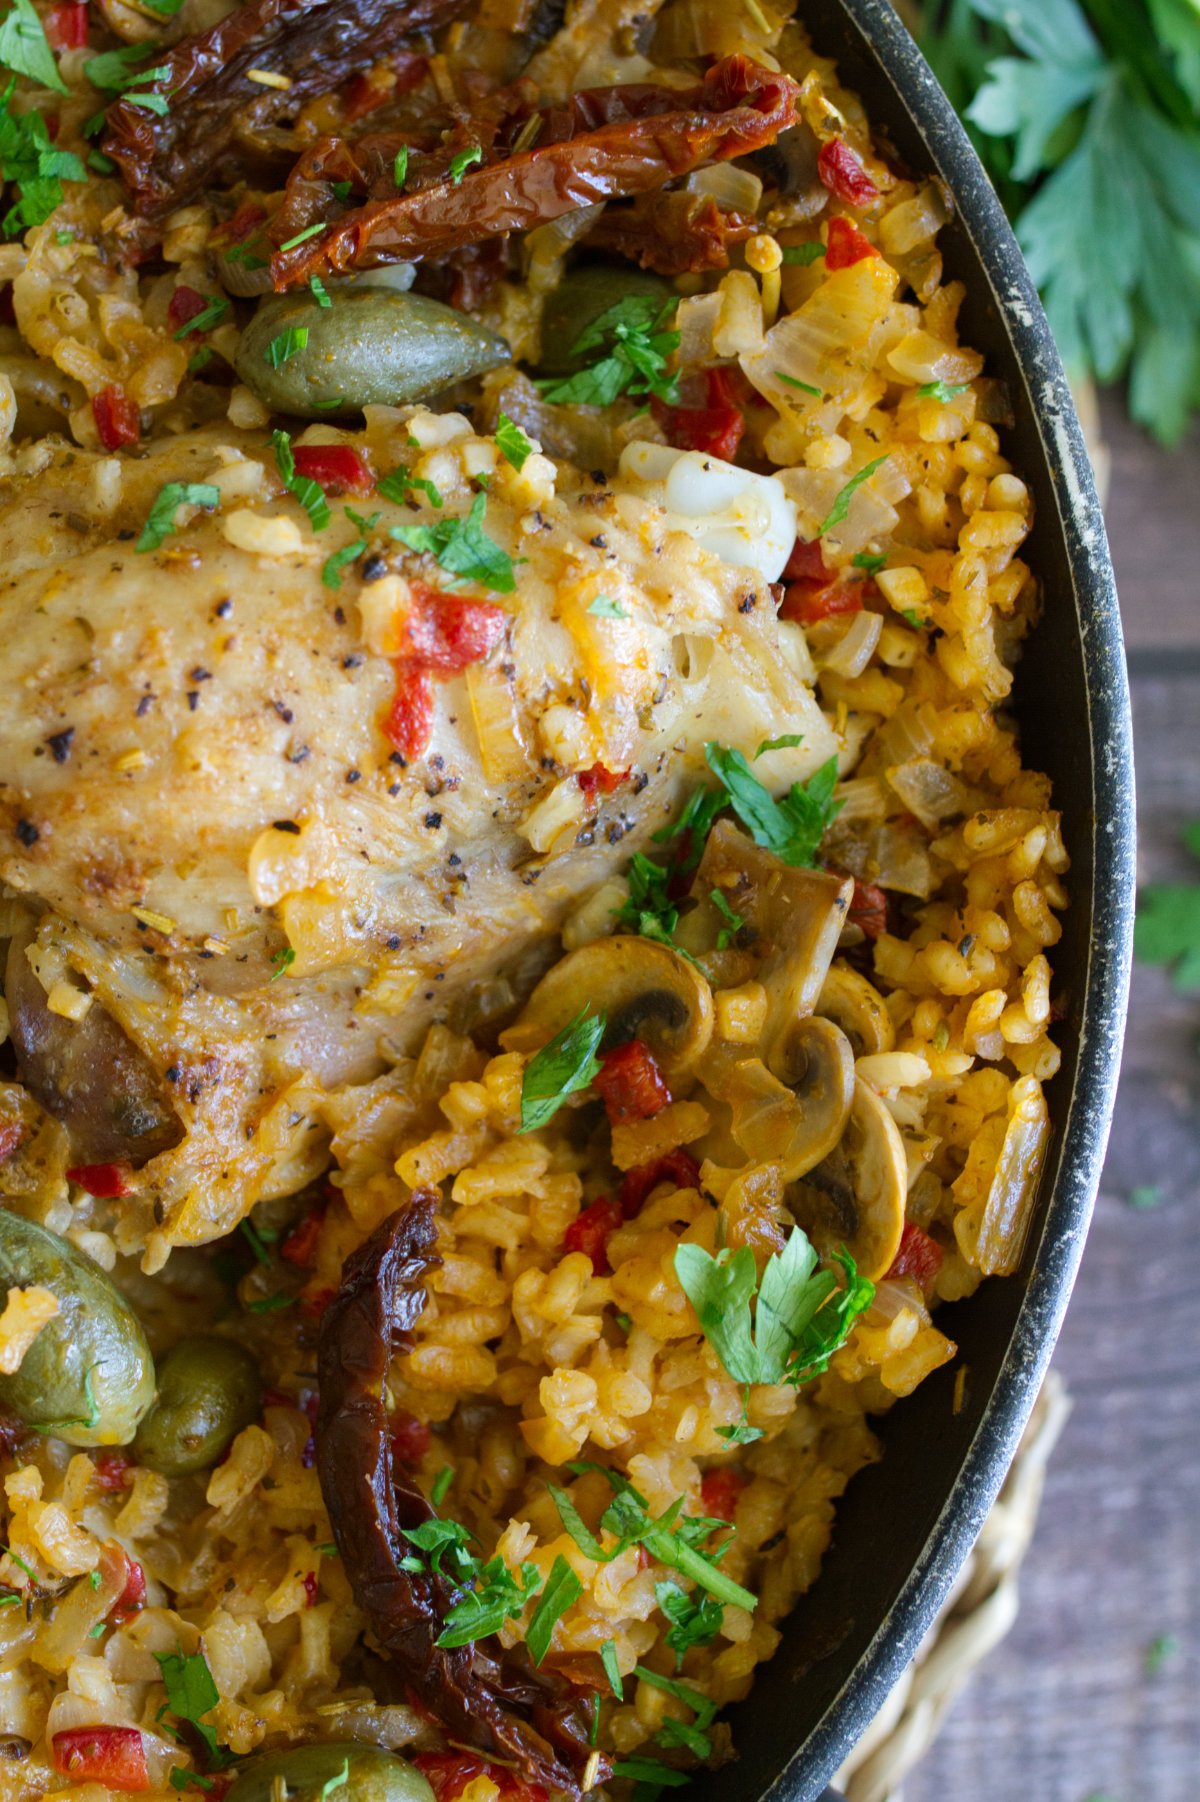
[683, 4, 1137, 1798]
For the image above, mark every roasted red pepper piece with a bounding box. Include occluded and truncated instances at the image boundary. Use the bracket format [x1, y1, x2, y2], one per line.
[577, 763, 629, 804]
[91, 1449, 134, 1492]
[700, 1466, 746, 1521]
[415, 1752, 549, 1802]
[817, 139, 879, 208]
[167, 284, 209, 332]
[45, 2, 88, 48]
[886, 1220, 944, 1290]
[52, 1727, 150, 1791]
[779, 579, 863, 626]
[619, 1148, 701, 1218]
[389, 1410, 431, 1463]
[824, 215, 878, 270]
[384, 587, 507, 760]
[658, 366, 746, 462]
[384, 665, 435, 762]
[111, 1552, 147, 1624]
[848, 878, 889, 941]
[270, 57, 799, 286]
[91, 387, 140, 451]
[563, 1197, 624, 1273]
[292, 444, 374, 494]
[67, 1162, 134, 1198]
[593, 1041, 671, 1125]
[280, 1203, 326, 1267]
[783, 538, 833, 585]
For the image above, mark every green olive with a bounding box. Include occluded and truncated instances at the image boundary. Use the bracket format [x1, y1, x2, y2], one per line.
[235, 289, 510, 418]
[132, 1334, 262, 1476]
[0, 1210, 154, 1447]
[536, 266, 676, 377]
[225, 1742, 437, 1802]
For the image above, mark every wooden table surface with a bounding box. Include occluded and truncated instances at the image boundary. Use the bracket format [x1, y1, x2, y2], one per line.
[906, 394, 1200, 1802]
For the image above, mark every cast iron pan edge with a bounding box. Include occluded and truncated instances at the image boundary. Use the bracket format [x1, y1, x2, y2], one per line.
[685, 5, 1137, 1798]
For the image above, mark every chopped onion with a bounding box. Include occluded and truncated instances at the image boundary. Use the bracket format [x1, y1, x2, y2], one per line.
[342, 264, 417, 293]
[524, 203, 606, 292]
[676, 290, 723, 370]
[877, 702, 935, 766]
[831, 775, 888, 826]
[685, 163, 763, 216]
[819, 609, 882, 677]
[887, 330, 984, 386]
[740, 256, 898, 409]
[868, 1275, 932, 1326]
[886, 756, 967, 829]
[878, 183, 952, 256]
[872, 822, 933, 898]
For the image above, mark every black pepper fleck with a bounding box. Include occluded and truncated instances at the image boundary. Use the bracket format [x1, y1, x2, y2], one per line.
[164, 1064, 181, 1084]
[215, 598, 233, 618]
[447, 853, 461, 867]
[15, 819, 38, 847]
[272, 820, 301, 834]
[386, 934, 401, 950]
[737, 593, 756, 614]
[361, 555, 388, 583]
[190, 666, 212, 683]
[346, 769, 361, 784]
[589, 534, 608, 549]
[272, 701, 294, 724]
[286, 744, 310, 764]
[136, 694, 155, 717]
[387, 782, 401, 796]
[47, 728, 75, 764]
[116, 528, 136, 542]
[424, 811, 442, 829]
[342, 654, 365, 669]
[186, 691, 199, 710]
[333, 607, 347, 626]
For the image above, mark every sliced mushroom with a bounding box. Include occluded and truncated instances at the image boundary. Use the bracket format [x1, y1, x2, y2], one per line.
[817, 961, 896, 1058]
[724, 1016, 854, 1182]
[789, 1076, 906, 1280]
[681, 820, 852, 1065]
[5, 925, 182, 1167]
[501, 937, 714, 1077]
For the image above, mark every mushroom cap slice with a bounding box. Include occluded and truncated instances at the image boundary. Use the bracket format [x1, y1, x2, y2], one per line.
[724, 1016, 855, 1182]
[790, 1076, 906, 1280]
[817, 961, 896, 1058]
[501, 937, 714, 1077]
[680, 820, 852, 1063]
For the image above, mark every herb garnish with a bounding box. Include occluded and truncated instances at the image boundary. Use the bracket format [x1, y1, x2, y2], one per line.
[309, 274, 332, 308]
[518, 1006, 605, 1133]
[599, 1638, 623, 1697]
[775, 371, 823, 396]
[551, 1465, 755, 1611]
[83, 46, 166, 90]
[279, 221, 327, 251]
[265, 325, 308, 368]
[709, 888, 744, 949]
[780, 241, 824, 265]
[587, 594, 629, 620]
[635, 1666, 718, 1759]
[655, 1580, 724, 1667]
[704, 742, 842, 868]
[0, 79, 85, 233]
[390, 491, 516, 593]
[393, 145, 409, 189]
[1134, 822, 1200, 988]
[377, 465, 443, 509]
[136, 482, 220, 553]
[448, 144, 483, 183]
[818, 454, 889, 537]
[431, 1465, 455, 1505]
[537, 294, 680, 408]
[525, 1554, 582, 1664]
[916, 380, 971, 402]
[495, 412, 534, 470]
[268, 945, 296, 980]
[853, 550, 888, 574]
[154, 1646, 235, 1770]
[321, 506, 382, 590]
[272, 427, 331, 532]
[0, 0, 67, 92]
[173, 296, 229, 340]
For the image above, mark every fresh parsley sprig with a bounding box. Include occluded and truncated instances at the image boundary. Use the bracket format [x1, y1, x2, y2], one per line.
[0, 80, 84, 234]
[154, 1646, 236, 1771]
[704, 742, 842, 869]
[391, 491, 515, 593]
[0, 0, 67, 93]
[495, 412, 534, 470]
[137, 482, 220, 553]
[519, 1007, 605, 1133]
[538, 295, 681, 408]
[272, 428, 330, 532]
[321, 506, 382, 590]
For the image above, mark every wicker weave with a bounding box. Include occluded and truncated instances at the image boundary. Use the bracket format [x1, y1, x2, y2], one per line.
[831, 1372, 1072, 1801]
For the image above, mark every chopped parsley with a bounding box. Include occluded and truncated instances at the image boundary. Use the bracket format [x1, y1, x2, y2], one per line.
[264, 325, 308, 368]
[246, 1292, 294, 1313]
[272, 427, 330, 532]
[494, 411, 534, 471]
[0, 81, 85, 234]
[587, 594, 629, 620]
[319, 1764, 350, 1801]
[279, 221, 327, 251]
[331, 179, 352, 200]
[704, 741, 842, 868]
[173, 296, 229, 340]
[309, 274, 331, 308]
[83, 46, 166, 91]
[775, 371, 823, 396]
[709, 888, 744, 950]
[448, 144, 483, 183]
[0, 0, 67, 93]
[239, 1219, 274, 1266]
[853, 550, 888, 574]
[393, 145, 408, 188]
[1134, 822, 1200, 989]
[537, 294, 680, 409]
[599, 1637, 623, 1697]
[779, 241, 824, 265]
[431, 1465, 455, 1505]
[655, 1580, 724, 1667]
[1, 1544, 37, 1583]
[916, 380, 971, 402]
[268, 945, 296, 980]
[136, 482, 220, 553]
[818, 454, 890, 537]
[321, 505, 381, 590]
[377, 464, 442, 509]
[525, 1554, 582, 1664]
[518, 1006, 605, 1133]
[901, 607, 924, 630]
[611, 1758, 690, 1789]
[635, 1666, 718, 1759]
[390, 490, 515, 593]
[612, 852, 686, 953]
[187, 347, 215, 374]
[154, 1646, 234, 1770]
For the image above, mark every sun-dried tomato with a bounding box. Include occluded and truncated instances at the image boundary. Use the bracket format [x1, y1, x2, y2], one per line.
[824, 215, 878, 270]
[91, 1450, 134, 1492]
[302, 1570, 319, 1607]
[110, 1553, 146, 1624]
[67, 1163, 133, 1198]
[389, 1410, 431, 1463]
[619, 1148, 701, 1218]
[593, 1041, 671, 1125]
[817, 139, 879, 208]
[343, 50, 428, 120]
[414, 1752, 548, 1802]
[848, 878, 889, 941]
[91, 387, 140, 452]
[45, 3, 88, 48]
[210, 200, 268, 250]
[384, 665, 435, 762]
[52, 1727, 149, 1791]
[563, 1197, 624, 1273]
[783, 538, 832, 585]
[167, 284, 209, 332]
[886, 1220, 944, 1291]
[577, 763, 629, 804]
[779, 579, 864, 626]
[292, 444, 374, 495]
[700, 1466, 746, 1521]
[280, 1204, 326, 1268]
[655, 365, 746, 462]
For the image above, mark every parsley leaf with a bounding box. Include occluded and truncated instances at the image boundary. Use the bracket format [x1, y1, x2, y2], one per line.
[494, 412, 534, 470]
[1134, 822, 1200, 988]
[393, 144, 408, 189]
[538, 295, 680, 408]
[655, 1580, 724, 1667]
[431, 1465, 455, 1505]
[272, 428, 330, 533]
[550, 1468, 756, 1611]
[391, 491, 515, 593]
[173, 296, 229, 339]
[519, 1006, 605, 1133]
[600, 1637, 623, 1697]
[776, 371, 823, 396]
[154, 1646, 234, 1769]
[853, 550, 888, 574]
[321, 506, 381, 590]
[709, 888, 744, 950]
[377, 464, 443, 509]
[635, 1666, 718, 1759]
[83, 46, 166, 91]
[279, 221, 327, 251]
[611, 1758, 691, 1789]
[916, 379, 971, 402]
[0, 0, 66, 93]
[0, 81, 84, 234]
[704, 742, 842, 868]
[674, 1230, 875, 1390]
[525, 1554, 582, 1663]
[588, 594, 629, 619]
[265, 325, 308, 368]
[818, 454, 890, 537]
[436, 1555, 542, 1648]
[136, 482, 220, 553]
[309, 273, 331, 308]
[780, 241, 824, 265]
[448, 144, 483, 183]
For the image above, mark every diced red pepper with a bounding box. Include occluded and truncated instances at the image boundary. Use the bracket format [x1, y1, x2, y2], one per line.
[780, 580, 863, 626]
[167, 285, 209, 332]
[824, 215, 879, 271]
[91, 386, 140, 452]
[886, 1220, 944, 1291]
[67, 1162, 133, 1198]
[292, 444, 375, 495]
[0, 1124, 22, 1165]
[390, 1410, 431, 1464]
[45, 2, 88, 48]
[384, 664, 435, 762]
[110, 1552, 146, 1624]
[817, 139, 880, 208]
[302, 1570, 319, 1607]
[280, 1203, 326, 1268]
[91, 1450, 134, 1492]
[848, 878, 889, 941]
[414, 1752, 547, 1802]
[783, 538, 833, 585]
[52, 1726, 150, 1791]
[577, 763, 629, 804]
[619, 1148, 701, 1219]
[656, 366, 746, 462]
[563, 1196, 624, 1273]
[593, 1040, 671, 1125]
[700, 1466, 746, 1522]
[400, 584, 508, 672]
